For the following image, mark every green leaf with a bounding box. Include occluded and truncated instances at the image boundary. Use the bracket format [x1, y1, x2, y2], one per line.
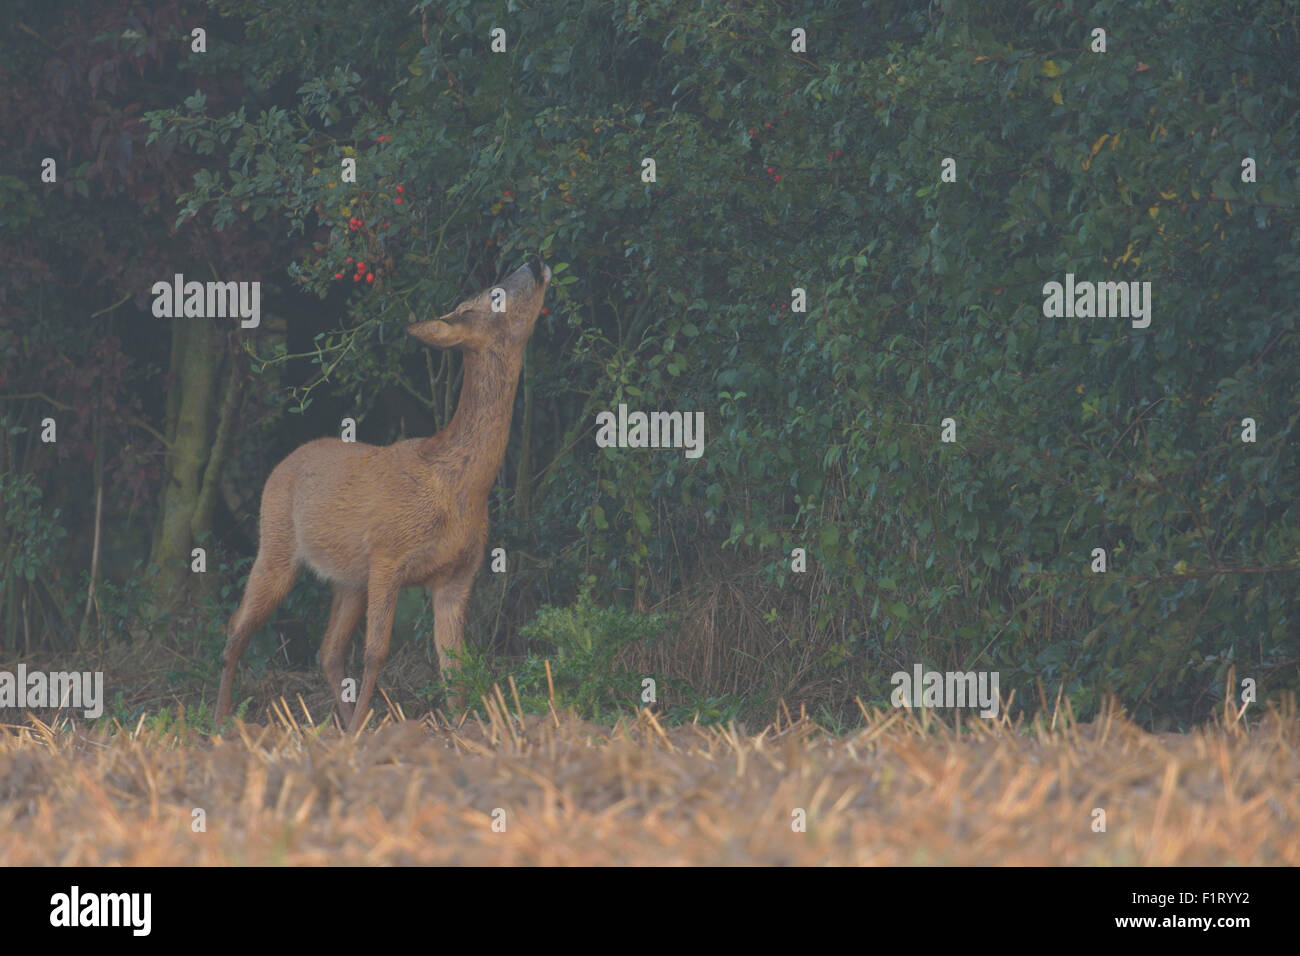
[633, 504, 652, 536]
[819, 525, 840, 552]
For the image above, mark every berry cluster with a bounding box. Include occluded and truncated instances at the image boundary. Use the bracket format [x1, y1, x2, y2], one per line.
[333, 257, 374, 283]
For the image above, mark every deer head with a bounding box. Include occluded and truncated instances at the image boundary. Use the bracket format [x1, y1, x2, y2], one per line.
[407, 258, 551, 352]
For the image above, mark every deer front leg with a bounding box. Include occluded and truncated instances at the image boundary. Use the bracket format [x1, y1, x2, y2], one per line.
[432, 566, 476, 713]
[216, 549, 298, 724]
[349, 571, 398, 734]
[319, 586, 366, 728]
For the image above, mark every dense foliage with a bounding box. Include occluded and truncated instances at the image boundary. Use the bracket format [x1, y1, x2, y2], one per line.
[3, 0, 1296, 728]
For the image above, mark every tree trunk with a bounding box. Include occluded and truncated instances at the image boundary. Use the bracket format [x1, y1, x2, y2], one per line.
[192, 349, 241, 601]
[150, 316, 185, 564]
[148, 319, 224, 607]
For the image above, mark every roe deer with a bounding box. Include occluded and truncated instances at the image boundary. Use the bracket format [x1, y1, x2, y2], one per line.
[215, 258, 551, 732]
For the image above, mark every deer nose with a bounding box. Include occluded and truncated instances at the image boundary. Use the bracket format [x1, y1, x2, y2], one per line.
[527, 257, 548, 284]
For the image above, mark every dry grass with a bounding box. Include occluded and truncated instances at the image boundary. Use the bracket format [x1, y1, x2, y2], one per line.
[0, 695, 1295, 865]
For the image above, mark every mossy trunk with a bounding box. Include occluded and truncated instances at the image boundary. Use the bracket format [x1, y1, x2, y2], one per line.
[148, 319, 225, 608]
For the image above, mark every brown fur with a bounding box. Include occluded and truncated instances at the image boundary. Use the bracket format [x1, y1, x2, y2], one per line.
[215, 260, 550, 731]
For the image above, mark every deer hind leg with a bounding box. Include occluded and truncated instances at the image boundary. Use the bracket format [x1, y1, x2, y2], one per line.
[319, 586, 366, 727]
[216, 549, 298, 722]
[348, 570, 399, 734]
[432, 565, 477, 713]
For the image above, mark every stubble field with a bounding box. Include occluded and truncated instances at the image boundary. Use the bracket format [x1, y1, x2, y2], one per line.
[0, 697, 1295, 865]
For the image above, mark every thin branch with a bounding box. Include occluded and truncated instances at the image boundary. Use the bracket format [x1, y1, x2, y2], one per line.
[125, 415, 173, 449]
[1025, 565, 1299, 583]
[0, 392, 75, 411]
[90, 293, 132, 319]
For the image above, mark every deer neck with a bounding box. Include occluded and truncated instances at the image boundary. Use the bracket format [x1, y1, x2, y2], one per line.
[423, 348, 523, 486]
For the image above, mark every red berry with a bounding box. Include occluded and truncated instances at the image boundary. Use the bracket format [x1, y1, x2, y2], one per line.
[334, 272, 342, 279]
[748, 129, 754, 135]
[766, 167, 774, 174]
[365, 273, 374, 282]
[357, 262, 366, 270]
[774, 173, 781, 181]
[394, 197, 403, 204]
[541, 307, 549, 314]
[765, 122, 772, 128]
[353, 274, 361, 282]
[346, 257, 353, 262]
[396, 185, 404, 194]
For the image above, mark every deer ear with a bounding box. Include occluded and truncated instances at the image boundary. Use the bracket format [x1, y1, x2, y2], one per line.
[407, 318, 467, 349]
